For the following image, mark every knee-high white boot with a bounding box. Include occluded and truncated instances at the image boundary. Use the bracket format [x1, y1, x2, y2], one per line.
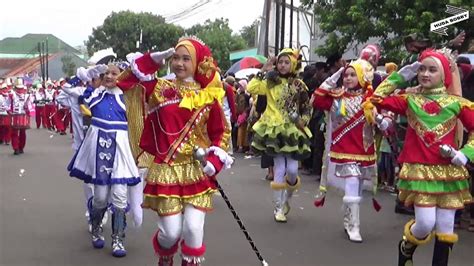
[343, 196, 362, 243]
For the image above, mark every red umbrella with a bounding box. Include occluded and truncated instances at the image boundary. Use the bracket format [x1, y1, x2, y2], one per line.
[226, 56, 267, 74]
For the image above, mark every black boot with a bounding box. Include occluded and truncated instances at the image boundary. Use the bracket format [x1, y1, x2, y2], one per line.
[398, 239, 417, 266]
[432, 237, 454, 266]
[90, 207, 107, 249]
[111, 207, 127, 257]
[394, 198, 414, 215]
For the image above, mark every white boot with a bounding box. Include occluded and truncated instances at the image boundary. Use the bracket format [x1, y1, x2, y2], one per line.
[273, 189, 287, 223]
[343, 196, 362, 243]
[343, 204, 350, 232]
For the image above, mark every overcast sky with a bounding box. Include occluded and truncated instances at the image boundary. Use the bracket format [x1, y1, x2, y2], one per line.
[0, 0, 268, 47]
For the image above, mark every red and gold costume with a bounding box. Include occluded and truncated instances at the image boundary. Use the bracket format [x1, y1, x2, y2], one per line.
[118, 37, 231, 265]
[313, 59, 378, 243]
[367, 49, 473, 265]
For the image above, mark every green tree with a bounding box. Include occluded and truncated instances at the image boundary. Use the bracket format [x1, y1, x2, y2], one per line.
[86, 11, 184, 59]
[186, 18, 247, 70]
[300, 0, 473, 63]
[240, 20, 259, 48]
[61, 54, 76, 77]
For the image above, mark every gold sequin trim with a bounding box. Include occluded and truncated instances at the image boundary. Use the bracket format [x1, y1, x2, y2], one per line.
[374, 79, 397, 98]
[147, 160, 206, 185]
[409, 94, 457, 109]
[329, 151, 376, 161]
[399, 163, 469, 181]
[406, 108, 457, 147]
[123, 83, 151, 167]
[142, 192, 215, 216]
[399, 190, 472, 209]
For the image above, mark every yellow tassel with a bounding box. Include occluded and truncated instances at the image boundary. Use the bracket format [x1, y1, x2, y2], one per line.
[361, 100, 375, 124]
[80, 104, 91, 117]
[340, 99, 346, 116]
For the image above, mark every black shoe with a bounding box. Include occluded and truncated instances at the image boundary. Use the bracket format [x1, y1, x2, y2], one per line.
[60, 131, 66, 135]
[432, 238, 453, 266]
[398, 239, 417, 266]
[0, 140, 3, 144]
[13, 150, 20, 155]
[395, 200, 414, 215]
[19, 150, 24, 154]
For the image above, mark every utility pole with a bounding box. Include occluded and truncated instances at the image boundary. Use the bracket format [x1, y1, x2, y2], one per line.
[37, 42, 44, 83]
[45, 37, 49, 81]
[274, 0, 280, 56]
[289, 0, 294, 48]
[264, 0, 271, 56]
[41, 42, 46, 82]
[280, 0, 286, 50]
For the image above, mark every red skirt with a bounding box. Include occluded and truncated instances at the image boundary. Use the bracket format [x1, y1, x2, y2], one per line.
[0, 115, 11, 126]
[11, 114, 30, 129]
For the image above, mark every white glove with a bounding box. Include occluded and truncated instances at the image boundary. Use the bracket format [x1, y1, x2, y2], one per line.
[203, 161, 216, 176]
[76, 67, 91, 82]
[126, 52, 144, 63]
[87, 64, 108, 80]
[451, 150, 468, 166]
[320, 66, 345, 90]
[375, 114, 391, 131]
[398, 61, 421, 82]
[150, 48, 175, 65]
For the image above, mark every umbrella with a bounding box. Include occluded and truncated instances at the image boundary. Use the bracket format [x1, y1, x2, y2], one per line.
[226, 55, 267, 75]
[235, 68, 261, 79]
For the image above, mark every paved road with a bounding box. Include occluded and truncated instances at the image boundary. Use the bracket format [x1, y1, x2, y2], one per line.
[1, 128, 473, 266]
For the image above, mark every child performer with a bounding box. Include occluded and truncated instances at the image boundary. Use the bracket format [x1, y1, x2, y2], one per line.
[117, 36, 232, 265]
[68, 64, 140, 257]
[247, 48, 312, 223]
[312, 59, 386, 242]
[366, 49, 473, 266]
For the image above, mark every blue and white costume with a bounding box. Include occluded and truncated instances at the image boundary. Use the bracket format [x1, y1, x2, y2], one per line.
[68, 86, 139, 185]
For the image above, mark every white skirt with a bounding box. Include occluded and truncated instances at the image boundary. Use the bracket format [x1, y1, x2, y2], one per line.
[68, 125, 140, 186]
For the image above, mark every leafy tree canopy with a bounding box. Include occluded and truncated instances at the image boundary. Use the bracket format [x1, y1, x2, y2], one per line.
[86, 11, 184, 59]
[300, 0, 473, 62]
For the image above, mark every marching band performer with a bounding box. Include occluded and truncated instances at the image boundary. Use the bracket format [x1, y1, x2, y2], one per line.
[366, 49, 474, 266]
[247, 48, 312, 223]
[0, 82, 12, 145]
[117, 36, 232, 265]
[10, 78, 34, 155]
[58, 65, 106, 231]
[68, 63, 140, 257]
[33, 84, 46, 129]
[43, 81, 56, 130]
[312, 59, 384, 243]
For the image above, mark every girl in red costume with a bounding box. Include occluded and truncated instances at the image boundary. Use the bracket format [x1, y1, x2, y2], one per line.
[313, 59, 387, 243]
[117, 36, 232, 266]
[367, 49, 473, 266]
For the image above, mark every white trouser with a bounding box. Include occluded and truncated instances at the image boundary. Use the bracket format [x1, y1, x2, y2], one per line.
[411, 206, 456, 239]
[83, 183, 94, 210]
[157, 205, 206, 249]
[92, 184, 128, 209]
[344, 176, 362, 197]
[273, 155, 298, 185]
